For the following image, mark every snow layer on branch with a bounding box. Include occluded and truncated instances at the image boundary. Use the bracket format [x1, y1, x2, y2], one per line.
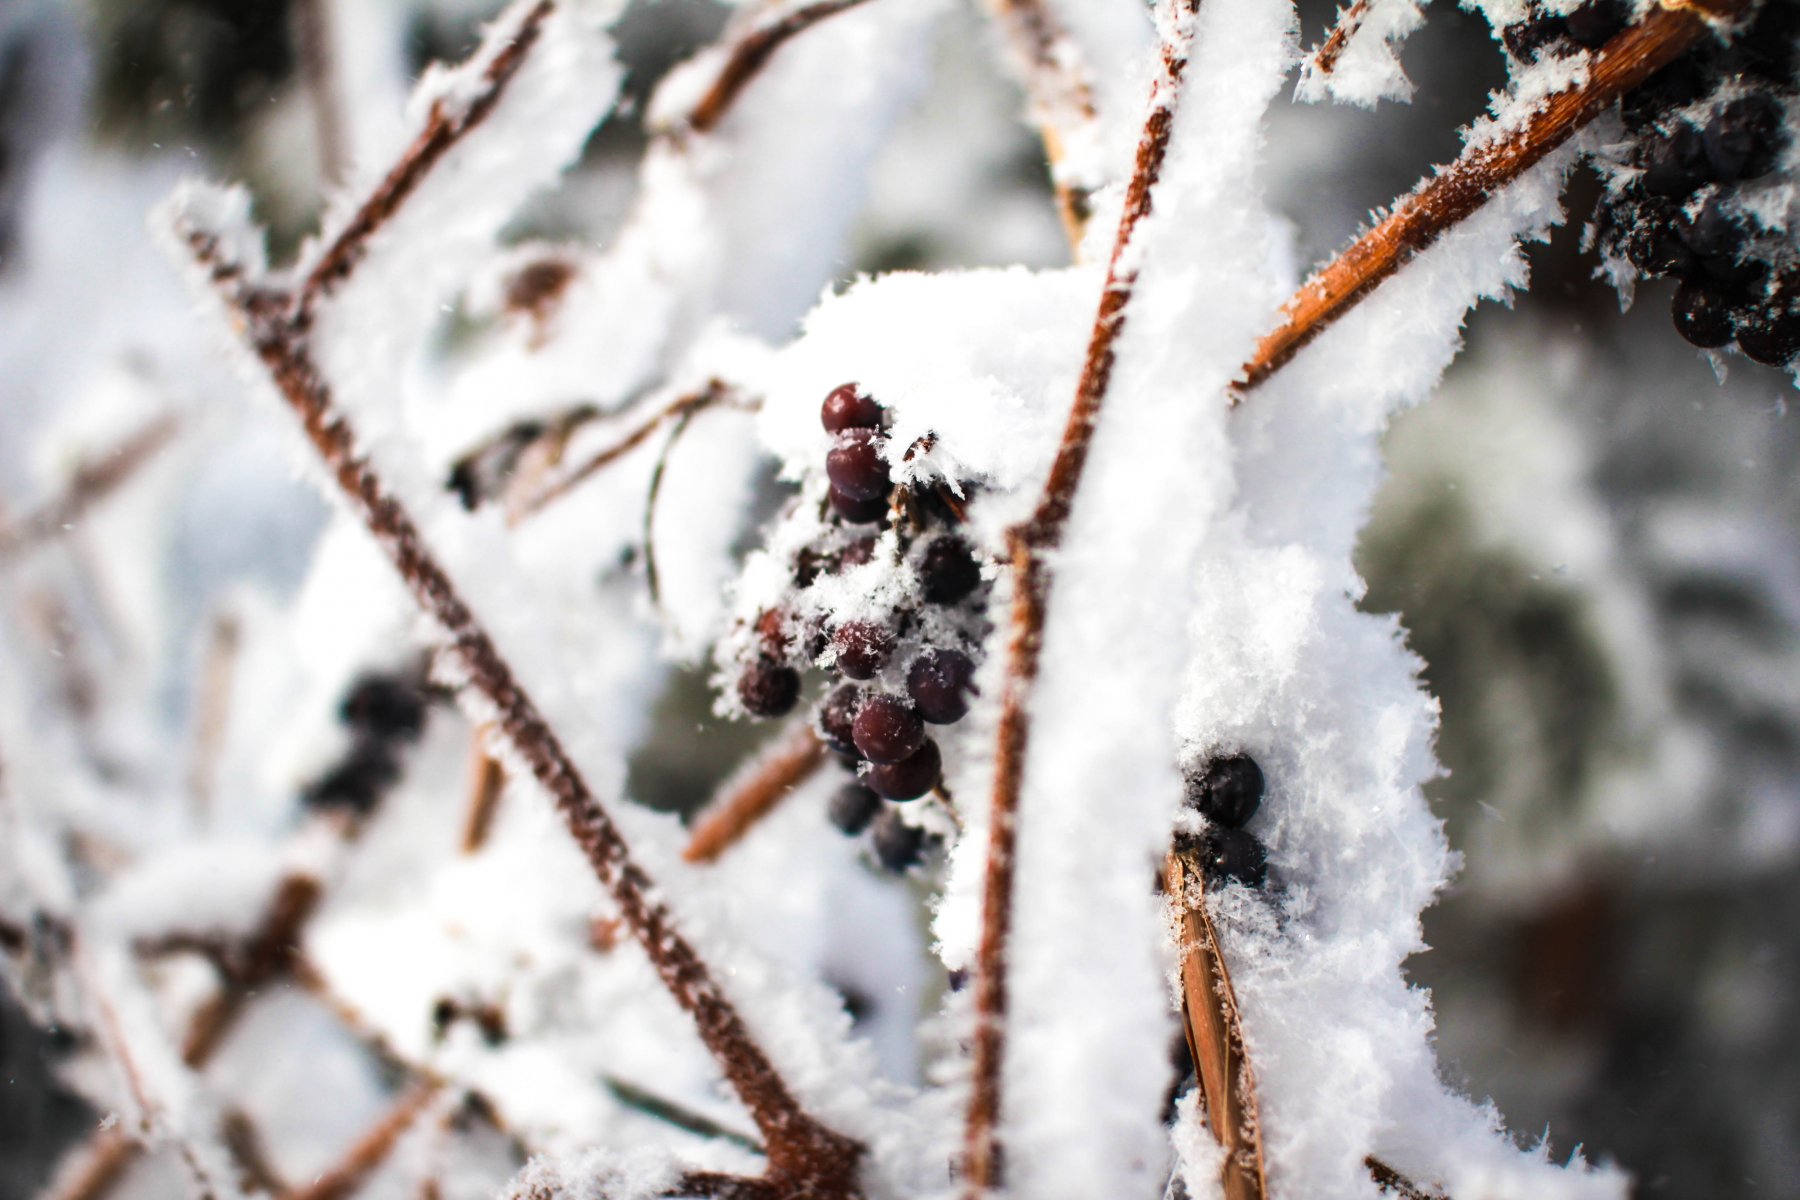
[1175, 119, 1627, 1199]
[1296, 0, 1428, 108]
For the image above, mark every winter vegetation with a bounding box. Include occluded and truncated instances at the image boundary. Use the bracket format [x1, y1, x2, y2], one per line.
[2, 1, 1799, 1199]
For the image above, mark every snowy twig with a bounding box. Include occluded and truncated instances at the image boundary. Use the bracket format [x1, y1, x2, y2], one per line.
[684, 0, 881, 135]
[682, 726, 827, 864]
[221, 1108, 290, 1196]
[178, 873, 322, 1065]
[1238, 0, 1752, 392]
[292, 0, 348, 187]
[38, 1132, 138, 1200]
[284, 1082, 441, 1200]
[299, 1, 554, 312]
[1367, 1156, 1449, 1200]
[978, 0, 1103, 250]
[460, 732, 507, 854]
[1306, 0, 1375, 79]
[0, 415, 180, 561]
[963, 7, 1200, 1194]
[1164, 847, 1267, 1200]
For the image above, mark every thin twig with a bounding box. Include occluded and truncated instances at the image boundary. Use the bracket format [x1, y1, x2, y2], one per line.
[1165, 847, 1267, 1200]
[0, 415, 180, 561]
[1238, 0, 1750, 393]
[1366, 1157, 1449, 1200]
[602, 1077, 765, 1153]
[682, 727, 827, 864]
[221, 1108, 291, 1196]
[686, 0, 880, 135]
[38, 1132, 138, 1200]
[963, 7, 1200, 1193]
[978, 0, 1103, 249]
[285, 1082, 442, 1200]
[1307, 0, 1374, 79]
[460, 732, 507, 854]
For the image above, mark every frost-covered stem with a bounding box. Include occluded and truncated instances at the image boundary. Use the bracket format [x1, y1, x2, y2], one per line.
[184, 260, 862, 1195]
[39, 1133, 138, 1200]
[685, 0, 880, 134]
[978, 0, 1102, 250]
[298, 0, 554, 313]
[1165, 848, 1267, 1200]
[1238, 0, 1751, 392]
[683, 726, 827, 864]
[962, 10, 1197, 1194]
[220, 1109, 289, 1196]
[1366, 1157, 1448, 1200]
[0, 415, 179, 561]
[460, 732, 506, 854]
[180, 873, 322, 1065]
[285, 1082, 441, 1200]
[1307, 0, 1373, 78]
[292, 0, 348, 187]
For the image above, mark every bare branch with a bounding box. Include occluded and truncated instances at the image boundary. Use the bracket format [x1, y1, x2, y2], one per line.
[1367, 1157, 1450, 1200]
[1165, 847, 1267, 1200]
[1238, 0, 1751, 393]
[285, 1083, 441, 1200]
[682, 727, 827, 864]
[1307, 0, 1375, 80]
[686, 0, 880, 135]
[963, 7, 1200, 1192]
[38, 1132, 138, 1200]
[221, 1109, 290, 1196]
[0, 415, 180, 562]
[460, 732, 507, 854]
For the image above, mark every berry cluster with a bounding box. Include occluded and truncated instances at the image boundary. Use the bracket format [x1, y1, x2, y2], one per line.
[727, 384, 991, 872]
[1584, 3, 1800, 365]
[302, 669, 437, 816]
[1179, 754, 1268, 889]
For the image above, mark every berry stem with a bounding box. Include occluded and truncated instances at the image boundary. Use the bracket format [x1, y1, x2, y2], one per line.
[683, 726, 829, 864]
[1237, 0, 1754, 393]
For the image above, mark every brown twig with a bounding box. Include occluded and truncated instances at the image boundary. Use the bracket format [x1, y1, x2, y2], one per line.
[0, 415, 180, 561]
[962, 8, 1199, 1194]
[460, 733, 507, 854]
[299, 1, 554, 311]
[1308, 0, 1375, 79]
[1238, 0, 1750, 393]
[682, 727, 827, 864]
[222, 1108, 291, 1196]
[686, 0, 880, 135]
[38, 1131, 139, 1200]
[1367, 1157, 1449, 1200]
[1165, 847, 1267, 1200]
[979, 0, 1102, 249]
[179, 874, 322, 1066]
[285, 1082, 441, 1200]
[292, 0, 348, 187]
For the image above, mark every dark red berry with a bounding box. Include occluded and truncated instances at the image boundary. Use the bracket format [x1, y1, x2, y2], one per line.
[304, 741, 402, 815]
[1184, 755, 1264, 829]
[1640, 123, 1711, 198]
[1735, 298, 1800, 366]
[818, 685, 864, 755]
[832, 621, 894, 679]
[1564, 0, 1626, 48]
[828, 783, 883, 836]
[1199, 827, 1267, 888]
[870, 808, 927, 872]
[341, 674, 428, 742]
[1621, 217, 1696, 280]
[839, 536, 879, 569]
[1671, 279, 1736, 348]
[1703, 93, 1784, 182]
[821, 384, 884, 433]
[919, 536, 981, 605]
[853, 694, 925, 763]
[826, 429, 890, 501]
[738, 659, 800, 718]
[907, 649, 976, 724]
[829, 485, 889, 525]
[865, 737, 941, 800]
[754, 608, 791, 657]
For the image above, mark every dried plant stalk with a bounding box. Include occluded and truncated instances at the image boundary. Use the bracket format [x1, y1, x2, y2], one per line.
[0, 416, 179, 561]
[683, 726, 828, 864]
[460, 732, 507, 855]
[685, 0, 880, 135]
[1164, 847, 1267, 1200]
[285, 1082, 442, 1200]
[1307, 0, 1375, 79]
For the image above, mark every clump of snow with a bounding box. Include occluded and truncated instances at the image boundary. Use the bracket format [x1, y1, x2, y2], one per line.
[1296, 0, 1427, 109]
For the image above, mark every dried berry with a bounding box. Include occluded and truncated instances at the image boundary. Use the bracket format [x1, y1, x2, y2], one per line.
[919, 536, 981, 605]
[828, 782, 883, 836]
[817, 685, 864, 756]
[341, 673, 429, 742]
[1671, 279, 1736, 348]
[829, 485, 888, 525]
[1703, 93, 1784, 183]
[870, 808, 927, 872]
[1640, 122, 1711, 198]
[1735, 294, 1800, 366]
[853, 694, 925, 763]
[820, 383, 884, 433]
[1564, 0, 1626, 48]
[907, 649, 976, 724]
[839, 536, 879, 569]
[1184, 754, 1264, 829]
[832, 620, 895, 680]
[738, 659, 800, 718]
[303, 742, 401, 815]
[1199, 826, 1268, 888]
[1502, 14, 1568, 60]
[865, 737, 941, 800]
[826, 429, 890, 501]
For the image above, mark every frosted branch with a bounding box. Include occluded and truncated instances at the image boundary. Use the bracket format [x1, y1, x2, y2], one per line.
[682, 726, 827, 865]
[684, 0, 881, 135]
[0, 415, 179, 562]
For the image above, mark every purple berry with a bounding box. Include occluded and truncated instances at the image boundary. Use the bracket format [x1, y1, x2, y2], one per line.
[817, 685, 864, 755]
[829, 485, 889, 525]
[839, 536, 878, 569]
[853, 694, 925, 763]
[1184, 755, 1264, 829]
[870, 808, 927, 872]
[832, 621, 894, 680]
[826, 429, 890, 502]
[821, 384, 884, 433]
[919, 536, 981, 605]
[828, 783, 883, 836]
[737, 659, 800, 718]
[1672, 279, 1736, 349]
[907, 649, 976, 724]
[865, 737, 941, 801]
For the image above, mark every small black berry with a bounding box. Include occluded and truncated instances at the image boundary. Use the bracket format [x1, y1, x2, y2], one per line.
[1622, 56, 1705, 130]
[341, 673, 429, 742]
[1703, 93, 1785, 182]
[1640, 123, 1712, 198]
[853, 694, 925, 763]
[738, 659, 800, 718]
[1564, 0, 1627, 48]
[828, 783, 883, 836]
[1199, 827, 1268, 888]
[839, 536, 878, 569]
[919, 536, 982, 605]
[829, 485, 889, 525]
[304, 742, 402, 815]
[818, 685, 864, 755]
[826, 429, 891, 502]
[1735, 297, 1800, 366]
[832, 620, 895, 679]
[870, 809, 927, 872]
[1671, 279, 1737, 348]
[1183, 755, 1264, 829]
[907, 649, 976, 724]
[821, 383, 884, 433]
[1502, 14, 1568, 60]
[1674, 192, 1743, 262]
[865, 737, 941, 800]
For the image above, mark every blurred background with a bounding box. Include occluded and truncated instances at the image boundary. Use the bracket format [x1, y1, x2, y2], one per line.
[1, 0, 1797, 1196]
